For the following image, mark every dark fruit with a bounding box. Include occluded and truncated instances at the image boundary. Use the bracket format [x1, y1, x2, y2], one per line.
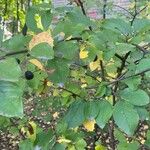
[25, 71, 34, 80]
[16, 58, 20, 64]
[26, 53, 30, 57]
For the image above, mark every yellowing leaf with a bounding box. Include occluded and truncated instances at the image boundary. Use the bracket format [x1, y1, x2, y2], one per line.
[107, 72, 117, 78]
[81, 78, 86, 83]
[57, 137, 71, 144]
[106, 96, 113, 105]
[83, 119, 96, 132]
[81, 84, 87, 88]
[79, 50, 88, 59]
[89, 60, 100, 71]
[21, 127, 26, 135]
[53, 89, 59, 96]
[95, 145, 106, 150]
[65, 35, 73, 41]
[47, 81, 53, 87]
[29, 31, 53, 50]
[27, 121, 37, 142]
[29, 59, 45, 71]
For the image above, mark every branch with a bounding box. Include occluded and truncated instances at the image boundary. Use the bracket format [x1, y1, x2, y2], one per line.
[132, 43, 150, 54]
[130, 1, 148, 26]
[113, 5, 133, 16]
[74, 0, 86, 16]
[112, 51, 131, 104]
[130, 0, 137, 26]
[109, 68, 150, 85]
[74, 0, 92, 31]
[103, 0, 107, 19]
[0, 49, 28, 60]
[100, 60, 105, 81]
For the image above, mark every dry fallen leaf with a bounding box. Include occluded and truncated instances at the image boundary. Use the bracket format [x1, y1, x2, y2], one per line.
[83, 119, 96, 132]
[29, 31, 53, 50]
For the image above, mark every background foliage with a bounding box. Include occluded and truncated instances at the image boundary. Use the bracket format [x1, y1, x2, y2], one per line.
[0, 0, 150, 150]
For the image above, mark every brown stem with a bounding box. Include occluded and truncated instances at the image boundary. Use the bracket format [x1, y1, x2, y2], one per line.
[103, 0, 107, 19]
[109, 68, 150, 85]
[74, 0, 92, 31]
[100, 60, 105, 81]
[130, 0, 137, 26]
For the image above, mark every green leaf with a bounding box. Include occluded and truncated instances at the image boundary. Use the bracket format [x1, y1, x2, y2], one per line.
[117, 141, 140, 150]
[84, 101, 100, 119]
[136, 107, 149, 121]
[0, 81, 24, 117]
[145, 131, 150, 147]
[103, 19, 133, 35]
[0, 28, 3, 47]
[0, 58, 22, 82]
[67, 7, 93, 27]
[47, 58, 70, 83]
[35, 130, 56, 150]
[133, 19, 150, 33]
[120, 88, 149, 106]
[64, 100, 85, 128]
[0, 116, 10, 129]
[115, 43, 135, 55]
[55, 41, 78, 60]
[96, 101, 113, 128]
[30, 43, 54, 60]
[2, 34, 26, 51]
[52, 143, 66, 150]
[26, 7, 41, 33]
[113, 101, 139, 135]
[114, 129, 126, 143]
[136, 58, 150, 74]
[19, 139, 34, 150]
[75, 139, 86, 150]
[53, 20, 85, 38]
[41, 10, 52, 30]
[123, 77, 141, 90]
[95, 83, 106, 97]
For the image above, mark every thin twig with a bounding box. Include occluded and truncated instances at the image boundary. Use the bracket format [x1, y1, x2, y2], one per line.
[113, 5, 133, 16]
[100, 60, 105, 81]
[0, 49, 28, 60]
[109, 68, 150, 85]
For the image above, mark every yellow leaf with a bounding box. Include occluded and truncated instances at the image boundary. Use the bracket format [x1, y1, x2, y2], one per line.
[81, 84, 87, 88]
[47, 81, 53, 87]
[79, 50, 88, 59]
[65, 35, 73, 41]
[57, 137, 71, 143]
[89, 60, 100, 71]
[80, 78, 86, 83]
[29, 59, 45, 71]
[106, 96, 113, 105]
[20, 127, 26, 135]
[53, 89, 59, 96]
[29, 31, 53, 50]
[26, 121, 37, 142]
[95, 145, 106, 150]
[83, 119, 96, 132]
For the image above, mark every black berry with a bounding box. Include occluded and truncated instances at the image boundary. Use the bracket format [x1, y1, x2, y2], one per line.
[16, 58, 20, 64]
[27, 53, 30, 57]
[25, 71, 34, 80]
